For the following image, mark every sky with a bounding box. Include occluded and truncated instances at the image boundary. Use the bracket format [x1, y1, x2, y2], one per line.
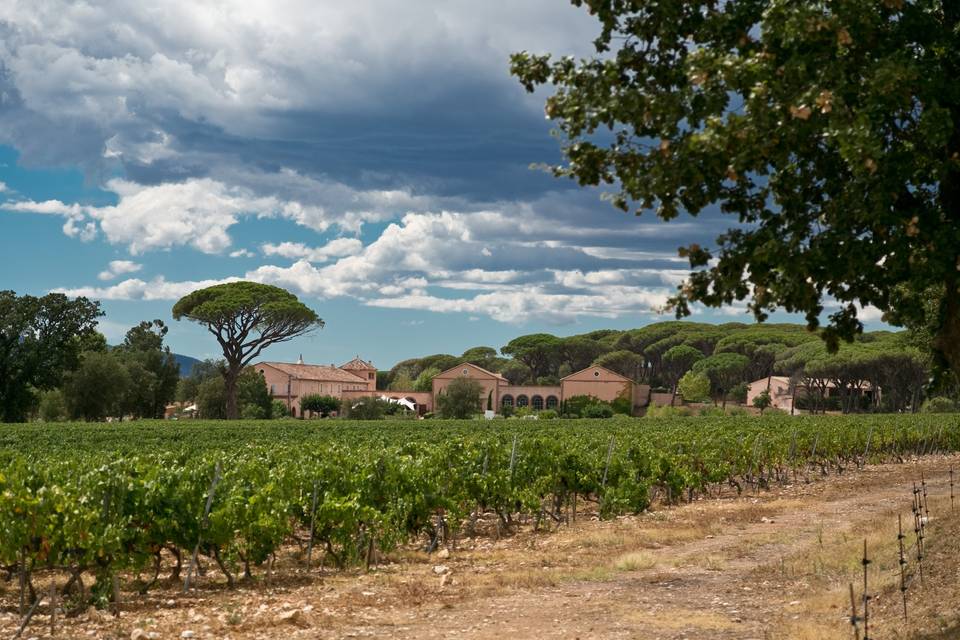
[0, 1, 886, 368]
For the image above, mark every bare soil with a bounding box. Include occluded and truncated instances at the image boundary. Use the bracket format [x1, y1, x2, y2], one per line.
[3, 455, 959, 640]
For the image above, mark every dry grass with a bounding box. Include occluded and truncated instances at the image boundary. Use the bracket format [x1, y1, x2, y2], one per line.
[613, 551, 657, 572]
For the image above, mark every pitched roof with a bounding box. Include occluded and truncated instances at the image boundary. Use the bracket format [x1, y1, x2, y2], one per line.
[340, 356, 376, 371]
[561, 365, 633, 383]
[257, 362, 368, 383]
[434, 361, 508, 381]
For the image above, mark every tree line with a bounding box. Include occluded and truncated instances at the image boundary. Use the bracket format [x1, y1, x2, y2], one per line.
[1, 287, 954, 422]
[381, 321, 949, 414]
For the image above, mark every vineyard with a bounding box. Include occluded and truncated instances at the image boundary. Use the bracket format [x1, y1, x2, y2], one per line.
[1, 415, 958, 617]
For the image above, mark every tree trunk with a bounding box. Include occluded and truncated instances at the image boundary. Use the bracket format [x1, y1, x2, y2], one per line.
[224, 367, 241, 420]
[935, 280, 960, 378]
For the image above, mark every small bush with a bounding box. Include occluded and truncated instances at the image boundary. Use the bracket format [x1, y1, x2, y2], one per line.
[698, 406, 726, 417]
[538, 409, 558, 419]
[271, 399, 289, 419]
[644, 405, 692, 418]
[583, 403, 614, 419]
[300, 394, 340, 417]
[563, 395, 603, 418]
[610, 395, 633, 415]
[241, 403, 267, 419]
[921, 396, 957, 413]
[344, 397, 387, 420]
[514, 405, 535, 418]
[728, 382, 749, 404]
[38, 389, 67, 422]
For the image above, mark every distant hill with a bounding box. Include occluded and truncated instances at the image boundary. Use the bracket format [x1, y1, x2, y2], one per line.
[173, 353, 201, 377]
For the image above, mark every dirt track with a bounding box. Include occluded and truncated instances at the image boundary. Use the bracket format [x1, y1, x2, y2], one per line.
[3, 455, 959, 639]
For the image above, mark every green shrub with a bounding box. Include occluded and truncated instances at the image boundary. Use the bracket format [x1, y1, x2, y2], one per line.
[752, 389, 772, 414]
[563, 395, 602, 418]
[241, 403, 268, 419]
[437, 378, 484, 419]
[38, 389, 67, 422]
[610, 395, 633, 415]
[677, 371, 711, 403]
[271, 400, 290, 419]
[643, 405, 692, 418]
[728, 382, 749, 404]
[583, 403, 614, 419]
[538, 409, 558, 419]
[921, 396, 958, 413]
[344, 397, 387, 420]
[300, 394, 340, 417]
[698, 406, 726, 417]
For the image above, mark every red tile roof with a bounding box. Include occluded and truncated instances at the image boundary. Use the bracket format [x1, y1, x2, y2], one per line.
[340, 356, 376, 370]
[257, 362, 368, 383]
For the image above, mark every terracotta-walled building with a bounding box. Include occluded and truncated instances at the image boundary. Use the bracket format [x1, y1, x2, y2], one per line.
[255, 357, 376, 417]
[255, 357, 651, 418]
[432, 363, 650, 415]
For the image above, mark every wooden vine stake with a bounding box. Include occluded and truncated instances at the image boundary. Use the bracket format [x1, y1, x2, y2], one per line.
[848, 582, 861, 640]
[897, 514, 908, 621]
[49, 580, 57, 637]
[306, 480, 319, 567]
[912, 482, 924, 586]
[184, 462, 222, 593]
[951, 466, 955, 513]
[601, 436, 615, 488]
[861, 426, 873, 468]
[861, 540, 871, 640]
[921, 472, 930, 522]
[17, 549, 26, 617]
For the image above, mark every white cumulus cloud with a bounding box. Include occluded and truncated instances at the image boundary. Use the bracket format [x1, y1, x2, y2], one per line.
[97, 260, 142, 281]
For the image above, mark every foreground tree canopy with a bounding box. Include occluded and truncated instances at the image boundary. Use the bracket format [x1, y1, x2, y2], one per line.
[511, 1, 960, 374]
[172, 282, 323, 419]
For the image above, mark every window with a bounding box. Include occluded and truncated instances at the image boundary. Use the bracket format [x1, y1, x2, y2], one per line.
[546, 396, 558, 409]
[594, 370, 600, 377]
[532, 395, 544, 411]
[501, 394, 514, 408]
[462, 368, 469, 375]
[517, 395, 529, 407]
[270, 384, 275, 394]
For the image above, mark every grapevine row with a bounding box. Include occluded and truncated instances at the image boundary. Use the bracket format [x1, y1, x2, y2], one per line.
[0, 414, 957, 608]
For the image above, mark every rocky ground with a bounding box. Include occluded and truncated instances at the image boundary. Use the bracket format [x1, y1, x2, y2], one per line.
[2, 454, 959, 640]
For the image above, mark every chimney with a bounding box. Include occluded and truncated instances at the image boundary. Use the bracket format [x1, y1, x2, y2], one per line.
[297, 354, 304, 365]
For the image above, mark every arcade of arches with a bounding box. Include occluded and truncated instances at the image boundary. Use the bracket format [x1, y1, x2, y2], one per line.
[431, 362, 649, 416]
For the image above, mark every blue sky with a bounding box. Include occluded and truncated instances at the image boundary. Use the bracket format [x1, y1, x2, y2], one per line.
[0, 1, 886, 368]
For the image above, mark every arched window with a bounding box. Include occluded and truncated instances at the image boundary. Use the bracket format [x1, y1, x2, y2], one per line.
[532, 395, 544, 411]
[517, 395, 529, 408]
[546, 395, 558, 409]
[501, 394, 514, 408]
